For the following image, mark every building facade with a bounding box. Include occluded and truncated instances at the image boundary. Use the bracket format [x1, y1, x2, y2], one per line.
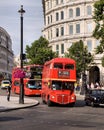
[14, 54, 20, 67]
[0, 27, 14, 79]
[42, 0, 104, 85]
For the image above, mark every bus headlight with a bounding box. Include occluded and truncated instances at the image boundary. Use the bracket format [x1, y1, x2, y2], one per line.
[71, 97, 75, 100]
[51, 95, 55, 99]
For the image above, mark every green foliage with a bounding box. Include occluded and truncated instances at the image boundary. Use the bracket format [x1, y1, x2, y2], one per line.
[93, 0, 104, 55]
[93, 0, 104, 22]
[95, 45, 103, 54]
[25, 36, 57, 65]
[65, 40, 93, 78]
[102, 56, 104, 67]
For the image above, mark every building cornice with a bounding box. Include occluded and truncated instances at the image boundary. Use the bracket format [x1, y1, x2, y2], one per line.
[43, 17, 93, 31]
[49, 35, 93, 44]
[45, 0, 94, 15]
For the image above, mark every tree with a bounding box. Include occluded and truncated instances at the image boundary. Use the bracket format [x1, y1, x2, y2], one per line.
[25, 36, 57, 65]
[65, 40, 93, 79]
[93, 0, 104, 66]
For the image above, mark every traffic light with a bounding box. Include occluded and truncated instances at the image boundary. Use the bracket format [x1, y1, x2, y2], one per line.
[20, 53, 26, 60]
[23, 53, 26, 60]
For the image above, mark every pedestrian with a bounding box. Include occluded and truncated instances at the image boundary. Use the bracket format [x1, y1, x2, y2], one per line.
[90, 82, 94, 89]
[7, 85, 11, 101]
[95, 82, 100, 88]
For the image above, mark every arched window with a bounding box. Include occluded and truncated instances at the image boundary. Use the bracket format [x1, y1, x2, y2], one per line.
[76, 7, 80, 16]
[61, 44, 64, 54]
[87, 40, 92, 52]
[51, 29, 52, 39]
[56, 44, 59, 55]
[76, 24, 80, 33]
[56, 12, 59, 21]
[96, 40, 100, 47]
[50, 15, 52, 23]
[69, 25, 73, 35]
[48, 16, 50, 24]
[87, 5, 92, 15]
[56, 0, 59, 5]
[69, 9, 73, 18]
[61, 11, 64, 20]
[61, 0, 64, 3]
[56, 28, 59, 37]
[87, 23, 93, 33]
[61, 27, 64, 36]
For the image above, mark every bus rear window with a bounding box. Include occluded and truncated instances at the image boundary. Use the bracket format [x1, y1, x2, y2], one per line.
[65, 64, 74, 70]
[54, 63, 63, 69]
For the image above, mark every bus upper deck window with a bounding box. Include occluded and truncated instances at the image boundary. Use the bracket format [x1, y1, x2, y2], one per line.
[54, 63, 63, 69]
[65, 64, 74, 70]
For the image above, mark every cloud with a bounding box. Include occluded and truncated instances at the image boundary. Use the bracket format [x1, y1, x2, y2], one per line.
[0, 0, 42, 7]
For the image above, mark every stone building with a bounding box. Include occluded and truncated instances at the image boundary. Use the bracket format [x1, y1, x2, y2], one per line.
[42, 0, 104, 85]
[14, 54, 20, 67]
[0, 27, 13, 79]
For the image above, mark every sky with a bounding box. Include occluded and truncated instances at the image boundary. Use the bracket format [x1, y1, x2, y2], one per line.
[0, 0, 44, 56]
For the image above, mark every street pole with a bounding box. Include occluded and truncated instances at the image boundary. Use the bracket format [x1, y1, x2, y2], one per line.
[18, 5, 25, 104]
[80, 53, 87, 95]
[82, 63, 87, 94]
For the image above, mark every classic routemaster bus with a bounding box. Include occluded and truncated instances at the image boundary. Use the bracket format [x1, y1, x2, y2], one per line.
[41, 58, 76, 106]
[12, 64, 43, 96]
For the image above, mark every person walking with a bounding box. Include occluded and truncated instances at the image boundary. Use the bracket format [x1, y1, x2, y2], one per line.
[7, 85, 11, 101]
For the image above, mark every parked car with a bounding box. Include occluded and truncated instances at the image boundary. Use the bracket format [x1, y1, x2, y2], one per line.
[1, 80, 11, 89]
[84, 89, 104, 107]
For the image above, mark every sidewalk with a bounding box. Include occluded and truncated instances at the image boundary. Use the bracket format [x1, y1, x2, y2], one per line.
[0, 96, 39, 112]
[0, 94, 84, 112]
[76, 93, 85, 100]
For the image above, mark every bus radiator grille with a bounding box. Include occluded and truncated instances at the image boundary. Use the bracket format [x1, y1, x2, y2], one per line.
[57, 94, 69, 104]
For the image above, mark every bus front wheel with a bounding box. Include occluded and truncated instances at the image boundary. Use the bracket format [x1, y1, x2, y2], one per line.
[42, 98, 46, 104]
[47, 99, 53, 106]
[68, 102, 75, 107]
[42, 94, 46, 104]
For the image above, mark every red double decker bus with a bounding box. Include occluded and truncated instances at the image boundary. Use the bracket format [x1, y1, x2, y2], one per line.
[41, 58, 76, 106]
[12, 64, 43, 96]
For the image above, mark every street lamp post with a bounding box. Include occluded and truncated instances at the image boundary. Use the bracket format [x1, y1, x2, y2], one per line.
[82, 60, 87, 94]
[80, 53, 87, 95]
[18, 5, 25, 104]
[81, 52, 92, 95]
